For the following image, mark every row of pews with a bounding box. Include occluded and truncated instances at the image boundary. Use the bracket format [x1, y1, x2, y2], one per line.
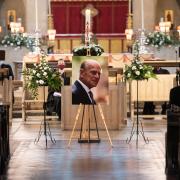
[0, 68, 10, 175]
[166, 110, 180, 177]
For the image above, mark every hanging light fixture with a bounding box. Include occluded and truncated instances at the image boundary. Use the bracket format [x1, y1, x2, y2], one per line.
[0, 26, 2, 33]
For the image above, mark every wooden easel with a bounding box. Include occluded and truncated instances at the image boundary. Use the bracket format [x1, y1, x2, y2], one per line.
[68, 104, 113, 147]
[78, 104, 100, 143]
[68, 43, 113, 147]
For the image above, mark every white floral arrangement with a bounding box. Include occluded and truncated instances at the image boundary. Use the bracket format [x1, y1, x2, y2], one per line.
[72, 44, 104, 56]
[145, 31, 173, 49]
[1, 33, 36, 51]
[124, 41, 156, 81]
[22, 51, 62, 98]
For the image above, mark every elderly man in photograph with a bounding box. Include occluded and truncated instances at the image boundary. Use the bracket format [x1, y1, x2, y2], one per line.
[72, 59, 101, 105]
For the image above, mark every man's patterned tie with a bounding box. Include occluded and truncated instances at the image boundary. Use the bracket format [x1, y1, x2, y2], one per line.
[89, 91, 95, 104]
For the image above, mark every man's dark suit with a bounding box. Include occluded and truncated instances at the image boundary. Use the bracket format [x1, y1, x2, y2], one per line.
[72, 80, 94, 105]
[170, 86, 180, 106]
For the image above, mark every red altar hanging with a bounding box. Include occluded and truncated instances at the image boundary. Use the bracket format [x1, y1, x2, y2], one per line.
[51, 0, 128, 35]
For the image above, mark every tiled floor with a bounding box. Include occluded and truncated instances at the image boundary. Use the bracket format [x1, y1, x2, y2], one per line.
[1, 117, 178, 180]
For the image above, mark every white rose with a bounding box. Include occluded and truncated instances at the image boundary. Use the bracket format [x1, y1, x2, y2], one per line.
[132, 66, 136, 70]
[135, 71, 140, 75]
[127, 73, 131, 77]
[39, 80, 44, 85]
[43, 72, 47, 76]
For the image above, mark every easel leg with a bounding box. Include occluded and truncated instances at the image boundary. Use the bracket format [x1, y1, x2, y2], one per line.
[68, 104, 82, 147]
[92, 104, 100, 140]
[79, 105, 85, 140]
[98, 104, 113, 147]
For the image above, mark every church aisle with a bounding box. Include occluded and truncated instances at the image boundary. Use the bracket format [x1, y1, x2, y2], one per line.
[1, 118, 177, 180]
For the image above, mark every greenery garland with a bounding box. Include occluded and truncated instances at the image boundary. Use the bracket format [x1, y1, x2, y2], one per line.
[145, 31, 173, 49]
[0, 33, 38, 51]
[72, 44, 104, 56]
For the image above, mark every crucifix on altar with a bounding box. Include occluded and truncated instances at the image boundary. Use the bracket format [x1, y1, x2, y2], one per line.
[81, 4, 98, 46]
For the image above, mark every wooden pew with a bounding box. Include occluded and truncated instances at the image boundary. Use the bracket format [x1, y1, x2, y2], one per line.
[130, 74, 176, 118]
[0, 68, 13, 124]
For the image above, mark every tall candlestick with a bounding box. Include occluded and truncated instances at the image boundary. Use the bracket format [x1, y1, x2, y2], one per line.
[48, 0, 51, 15]
[141, 0, 144, 30]
[35, 0, 38, 30]
[128, 0, 131, 14]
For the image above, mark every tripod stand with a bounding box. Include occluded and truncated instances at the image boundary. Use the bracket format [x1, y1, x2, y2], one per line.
[34, 86, 56, 147]
[126, 80, 149, 146]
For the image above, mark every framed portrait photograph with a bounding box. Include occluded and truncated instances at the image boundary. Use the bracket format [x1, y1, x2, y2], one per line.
[72, 56, 109, 105]
[164, 10, 173, 24]
[7, 10, 16, 26]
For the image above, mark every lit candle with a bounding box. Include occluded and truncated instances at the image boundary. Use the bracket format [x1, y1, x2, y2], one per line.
[141, 0, 144, 30]
[85, 9, 91, 32]
[48, 0, 51, 15]
[35, 0, 38, 30]
[85, 9, 91, 44]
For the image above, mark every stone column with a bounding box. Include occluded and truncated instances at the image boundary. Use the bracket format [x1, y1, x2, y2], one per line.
[23, 0, 48, 34]
[133, 0, 158, 31]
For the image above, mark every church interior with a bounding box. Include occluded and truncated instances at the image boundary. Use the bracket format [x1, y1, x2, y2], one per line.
[0, 0, 180, 179]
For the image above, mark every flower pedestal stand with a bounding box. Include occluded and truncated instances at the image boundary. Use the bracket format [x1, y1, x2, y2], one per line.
[34, 86, 56, 148]
[126, 80, 149, 147]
